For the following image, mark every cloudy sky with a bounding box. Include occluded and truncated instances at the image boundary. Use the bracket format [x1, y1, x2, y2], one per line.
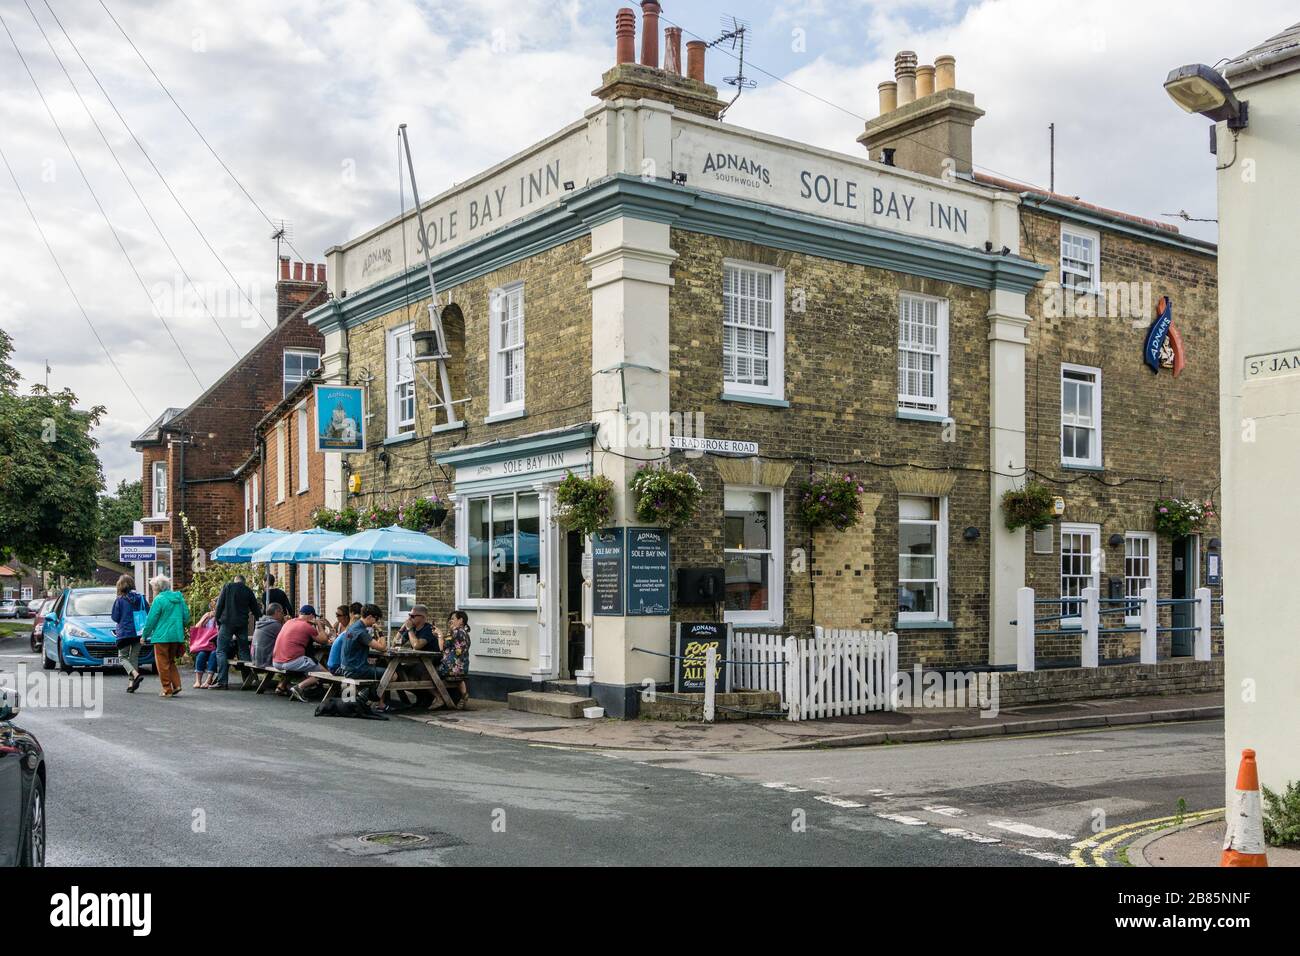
[0, 0, 1289, 488]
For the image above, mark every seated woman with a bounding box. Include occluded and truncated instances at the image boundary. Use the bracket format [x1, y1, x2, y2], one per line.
[433, 610, 471, 709]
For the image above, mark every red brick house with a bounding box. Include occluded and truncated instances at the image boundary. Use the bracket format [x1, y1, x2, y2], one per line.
[131, 259, 328, 589]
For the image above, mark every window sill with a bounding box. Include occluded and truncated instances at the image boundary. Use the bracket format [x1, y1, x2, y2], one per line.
[460, 598, 535, 611]
[894, 619, 954, 630]
[383, 433, 418, 447]
[142, 516, 168, 524]
[896, 409, 951, 424]
[431, 420, 467, 434]
[1061, 463, 1105, 472]
[484, 408, 526, 424]
[720, 391, 790, 408]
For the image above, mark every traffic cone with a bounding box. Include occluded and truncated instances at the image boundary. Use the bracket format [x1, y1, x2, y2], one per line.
[1221, 749, 1268, 867]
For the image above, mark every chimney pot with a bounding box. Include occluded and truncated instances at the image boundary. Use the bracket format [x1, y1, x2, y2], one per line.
[279, 256, 290, 281]
[318, 263, 326, 283]
[305, 263, 315, 283]
[686, 40, 706, 82]
[664, 26, 683, 74]
[877, 81, 898, 115]
[934, 54, 956, 91]
[639, 1, 661, 69]
[916, 64, 935, 98]
[615, 8, 636, 65]
[294, 261, 303, 281]
[894, 51, 918, 106]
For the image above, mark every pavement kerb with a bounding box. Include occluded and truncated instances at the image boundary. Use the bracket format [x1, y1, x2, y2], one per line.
[1130, 811, 1226, 867]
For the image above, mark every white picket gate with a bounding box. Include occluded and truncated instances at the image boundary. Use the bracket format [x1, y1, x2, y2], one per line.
[785, 627, 899, 721]
[730, 631, 787, 695]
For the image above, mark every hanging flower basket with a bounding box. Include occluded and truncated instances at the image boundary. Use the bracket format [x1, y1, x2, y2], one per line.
[555, 473, 615, 537]
[629, 465, 703, 529]
[311, 506, 359, 535]
[1001, 481, 1056, 531]
[358, 505, 399, 530]
[399, 495, 448, 532]
[796, 472, 864, 532]
[1154, 497, 1214, 537]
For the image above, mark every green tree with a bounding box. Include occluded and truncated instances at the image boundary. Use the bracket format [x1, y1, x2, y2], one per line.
[98, 478, 143, 560]
[0, 329, 106, 577]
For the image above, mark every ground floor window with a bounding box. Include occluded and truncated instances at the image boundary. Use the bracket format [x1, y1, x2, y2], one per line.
[468, 491, 540, 601]
[898, 496, 947, 621]
[723, 486, 783, 626]
[1124, 532, 1156, 622]
[350, 563, 374, 605]
[1060, 523, 1100, 622]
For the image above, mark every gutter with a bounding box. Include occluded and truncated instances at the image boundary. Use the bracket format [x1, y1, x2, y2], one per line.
[1019, 193, 1218, 257]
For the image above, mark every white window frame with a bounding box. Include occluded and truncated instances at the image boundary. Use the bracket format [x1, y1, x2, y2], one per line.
[898, 495, 948, 623]
[21, 587, 32, 601]
[251, 473, 260, 530]
[462, 489, 541, 608]
[1061, 363, 1102, 468]
[283, 348, 321, 398]
[243, 480, 251, 531]
[275, 421, 287, 503]
[295, 403, 309, 493]
[722, 260, 785, 402]
[489, 283, 526, 418]
[722, 485, 784, 628]
[896, 292, 949, 416]
[386, 323, 416, 438]
[151, 461, 168, 518]
[1060, 224, 1100, 294]
[1060, 522, 1101, 626]
[1123, 531, 1157, 624]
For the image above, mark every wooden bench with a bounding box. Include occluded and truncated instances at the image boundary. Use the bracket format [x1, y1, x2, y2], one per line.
[314, 672, 379, 703]
[229, 660, 262, 691]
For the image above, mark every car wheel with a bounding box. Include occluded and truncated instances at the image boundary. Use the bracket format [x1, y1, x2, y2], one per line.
[42, 645, 55, 670]
[18, 776, 45, 867]
[57, 642, 72, 675]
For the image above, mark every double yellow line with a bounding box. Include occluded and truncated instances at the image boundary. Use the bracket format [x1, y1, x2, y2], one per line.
[1069, 809, 1224, 866]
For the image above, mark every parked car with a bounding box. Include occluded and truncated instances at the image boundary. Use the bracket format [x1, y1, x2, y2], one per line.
[29, 599, 54, 653]
[0, 686, 45, 866]
[25, 599, 45, 619]
[42, 587, 155, 674]
[17, 600, 36, 619]
[0, 600, 19, 619]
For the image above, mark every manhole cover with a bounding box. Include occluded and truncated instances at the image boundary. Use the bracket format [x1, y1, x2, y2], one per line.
[358, 831, 430, 848]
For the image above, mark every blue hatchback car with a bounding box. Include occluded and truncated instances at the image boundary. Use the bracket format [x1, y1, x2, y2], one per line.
[41, 587, 156, 674]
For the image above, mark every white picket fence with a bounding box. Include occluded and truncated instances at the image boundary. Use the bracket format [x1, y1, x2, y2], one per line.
[730, 628, 898, 721]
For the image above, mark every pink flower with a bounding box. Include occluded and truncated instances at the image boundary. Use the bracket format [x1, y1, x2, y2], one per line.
[1159, 507, 1169, 514]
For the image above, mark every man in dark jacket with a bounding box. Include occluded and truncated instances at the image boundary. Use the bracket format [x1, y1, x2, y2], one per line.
[213, 575, 262, 688]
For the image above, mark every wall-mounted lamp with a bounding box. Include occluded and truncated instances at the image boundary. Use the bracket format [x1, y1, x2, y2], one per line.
[963, 526, 980, 542]
[1208, 537, 1222, 551]
[563, 180, 575, 191]
[671, 171, 688, 185]
[1108, 533, 1125, 547]
[1164, 64, 1249, 129]
[377, 449, 390, 468]
[411, 328, 448, 363]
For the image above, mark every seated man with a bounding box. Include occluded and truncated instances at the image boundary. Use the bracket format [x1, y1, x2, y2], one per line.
[328, 602, 363, 673]
[336, 603, 388, 705]
[251, 603, 287, 667]
[271, 605, 332, 702]
[396, 604, 437, 650]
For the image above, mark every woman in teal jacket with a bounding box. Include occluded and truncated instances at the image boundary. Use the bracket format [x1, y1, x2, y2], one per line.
[140, 576, 190, 698]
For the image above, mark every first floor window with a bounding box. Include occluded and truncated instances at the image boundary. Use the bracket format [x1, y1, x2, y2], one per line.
[467, 491, 540, 601]
[1061, 225, 1100, 294]
[898, 496, 947, 621]
[490, 285, 525, 415]
[1061, 364, 1102, 467]
[296, 405, 309, 493]
[387, 324, 415, 436]
[276, 422, 287, 502]
[151, 461, 167, 517]
[283, 349, 321, 397]
[1060, 523, 1101, 622]
[1124, 532, 1156, 621]
[723, 486, 783, 625]
[722, 262, 784, 400]
[897, 294, 948, 415]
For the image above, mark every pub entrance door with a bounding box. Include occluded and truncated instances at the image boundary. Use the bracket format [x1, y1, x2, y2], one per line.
[1170, 535, 1200, 657]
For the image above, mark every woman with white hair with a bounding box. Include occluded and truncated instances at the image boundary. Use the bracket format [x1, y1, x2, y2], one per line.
[139, 575, 190, 698]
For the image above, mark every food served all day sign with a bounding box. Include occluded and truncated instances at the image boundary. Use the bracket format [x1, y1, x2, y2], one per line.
[674, 622, 730, 694]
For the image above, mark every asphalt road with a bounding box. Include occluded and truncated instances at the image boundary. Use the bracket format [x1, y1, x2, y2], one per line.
[0, 634, 1223, 866]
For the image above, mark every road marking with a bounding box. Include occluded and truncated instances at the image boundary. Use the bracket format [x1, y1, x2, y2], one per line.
[988, 820, 1076, 840]
[923, 805, 966, 817]
[815, 795, 866, 809]
[1045, 749, 1105, 756]
[940, 827, 1001, 844]
[1068, 808, 1223, 867]
[1017, 847, 1075, 865]
[876, 812, 927, 826]
[762, 782, 807, 793]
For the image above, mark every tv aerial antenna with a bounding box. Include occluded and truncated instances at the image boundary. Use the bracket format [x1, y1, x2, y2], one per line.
[270, 219, 294, 266]
[712, 15, 755, 120]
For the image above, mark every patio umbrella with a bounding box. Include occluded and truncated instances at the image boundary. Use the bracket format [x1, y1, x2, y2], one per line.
[249, 528, 346, 565]
[210, 528, 288, 564]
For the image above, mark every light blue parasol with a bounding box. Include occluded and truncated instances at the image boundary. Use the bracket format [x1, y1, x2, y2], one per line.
[317, 525, 468, 566]
[249, 527, 347, 565]
[210, 528, 288, 564]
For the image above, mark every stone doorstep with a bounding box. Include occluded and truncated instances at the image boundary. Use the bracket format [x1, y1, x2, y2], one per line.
[507, 690, 599, 719]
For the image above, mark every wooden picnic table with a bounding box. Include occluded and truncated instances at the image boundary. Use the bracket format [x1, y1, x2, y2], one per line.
[371, 647, 456, 710]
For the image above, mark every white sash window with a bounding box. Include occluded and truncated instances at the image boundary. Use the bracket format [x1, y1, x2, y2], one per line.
[723, 262, 784, 401]
[490, 284, 525, 416]
[897, 293, 948, 415]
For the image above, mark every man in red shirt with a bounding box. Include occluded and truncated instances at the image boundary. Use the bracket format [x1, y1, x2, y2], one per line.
[272, 605, 332, 701]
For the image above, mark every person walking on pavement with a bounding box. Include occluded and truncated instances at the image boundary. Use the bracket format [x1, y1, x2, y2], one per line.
[109, 574, 149, 694]
[139, 575, 189, 698]
[213, 574, 262, 689]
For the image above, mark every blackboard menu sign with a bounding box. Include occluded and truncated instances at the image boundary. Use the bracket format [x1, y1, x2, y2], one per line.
[675, 622, 729, 693]
[626, 527, 670, 616]
[592, 528, 625, 616]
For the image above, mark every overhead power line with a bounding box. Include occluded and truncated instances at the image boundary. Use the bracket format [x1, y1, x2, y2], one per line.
[97, 0, 318, 268]
[44, 0, 274, 332]
[0, 9, 204, 389]
[24, 0, 240, 358]
[0, 140, 152, 419]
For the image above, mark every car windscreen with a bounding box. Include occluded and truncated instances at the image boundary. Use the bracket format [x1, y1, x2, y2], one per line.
[68, 592, 117, 617]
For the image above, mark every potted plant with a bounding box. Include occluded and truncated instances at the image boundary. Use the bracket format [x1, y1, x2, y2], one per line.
[796, 472, 865, 532]
[358, 505, 399, 530]
[1154, 497, 1214, 536]
[311, 506, 359, 535]
[1001, 481, 1056, 531]
[399, 494, 449, 532]
[555, 473, 615, 536]
[629, 465, 703, 529]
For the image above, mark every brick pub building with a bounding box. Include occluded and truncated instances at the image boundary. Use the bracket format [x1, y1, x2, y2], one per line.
[301, 3, 1221, 715]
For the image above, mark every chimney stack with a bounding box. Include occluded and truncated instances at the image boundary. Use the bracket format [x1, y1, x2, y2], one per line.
[859, 50, 984, 179]
[664, 26, 683, 75]
[639, 1, 661, 68]
[615, 7, 636, 65]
